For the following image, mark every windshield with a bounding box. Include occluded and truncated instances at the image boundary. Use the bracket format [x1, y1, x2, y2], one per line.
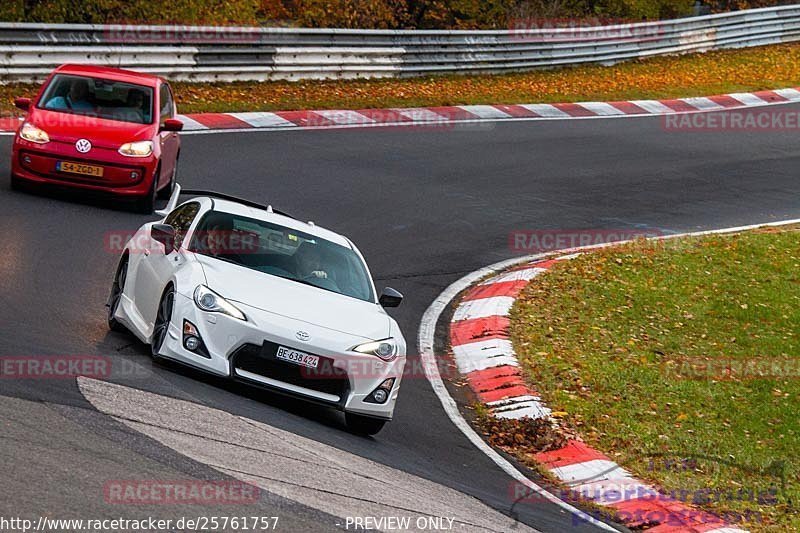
[188, 211, 375, 302]
[38, 74, 154, 124]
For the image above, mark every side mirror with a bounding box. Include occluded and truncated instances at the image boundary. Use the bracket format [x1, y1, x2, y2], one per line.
[151, 224, 176, 254]
[14, 97, 31, 111]
[160, 118, 184, 133]
[379, 287, 403, 308]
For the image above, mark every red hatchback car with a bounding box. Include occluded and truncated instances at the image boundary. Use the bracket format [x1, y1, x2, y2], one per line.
[11, 64, 183, 212]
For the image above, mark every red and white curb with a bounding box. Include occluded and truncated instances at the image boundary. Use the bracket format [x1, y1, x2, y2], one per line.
[2, 87, 799, 135]
[450, 257, 746, 532]
[174, 87, 800, 132]
[418, 219, 800, 533]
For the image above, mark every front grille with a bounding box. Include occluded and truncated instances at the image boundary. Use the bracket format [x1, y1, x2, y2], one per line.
[19, 150, 145, 186]
[231, 342, 349, 404]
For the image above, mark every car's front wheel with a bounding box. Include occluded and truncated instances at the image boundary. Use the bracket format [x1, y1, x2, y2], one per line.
[345, 413, 386, 436]
[107, 257, 129, 332]
[151, 285, 174, 359]
[136, 164, 160, 214]
[158, 158, 178, 200]
[10, 173, 22, 191]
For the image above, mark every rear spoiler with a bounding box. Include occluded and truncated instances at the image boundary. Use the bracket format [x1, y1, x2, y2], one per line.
[155, 184, 294, 219]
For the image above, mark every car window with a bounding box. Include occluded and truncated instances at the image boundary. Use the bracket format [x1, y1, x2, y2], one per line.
[159, 84, 175, 122]
[38, 74, 154, 124]
[188, 211, 374, 302]
[164, 202, 200, 249]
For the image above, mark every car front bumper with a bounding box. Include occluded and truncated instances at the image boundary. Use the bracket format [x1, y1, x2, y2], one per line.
[11, 137, 157, 196]
[157, 293, 405, 420]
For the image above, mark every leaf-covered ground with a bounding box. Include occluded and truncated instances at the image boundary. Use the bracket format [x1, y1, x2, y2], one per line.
[2, 42, 799, 116]
[510, 227, 800, 532]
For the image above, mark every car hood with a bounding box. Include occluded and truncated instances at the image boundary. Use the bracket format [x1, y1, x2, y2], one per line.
[195, 254, 390, 340]
[28, 108, 154, 148]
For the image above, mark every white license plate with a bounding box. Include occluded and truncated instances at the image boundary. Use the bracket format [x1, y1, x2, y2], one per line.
[276, 346, 319, 369]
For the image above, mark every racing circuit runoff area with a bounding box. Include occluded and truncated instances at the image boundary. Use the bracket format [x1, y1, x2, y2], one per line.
[1, 97, 799, 533]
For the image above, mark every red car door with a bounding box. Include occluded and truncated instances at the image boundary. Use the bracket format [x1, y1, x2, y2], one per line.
[157, 82, 180, 188]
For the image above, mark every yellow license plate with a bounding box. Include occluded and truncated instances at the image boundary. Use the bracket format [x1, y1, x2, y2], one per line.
[56, 161, 104, 177]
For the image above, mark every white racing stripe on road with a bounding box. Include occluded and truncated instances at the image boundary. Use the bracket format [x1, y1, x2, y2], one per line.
[550, 460, 632, 486]
[314, 110, 375, 125]
[481, 268, 545, 284]
[452, 296, 515, 321]
[576, 102, 625, 116]
[774, 88, 800, 101]
[77, 378, 538, 533]
[489, 397, 551, 420]
[628, 100, 674, 114]
[229, 112, 297, 128]
[681, 97, 724, 111]
[451, 339, 517, 373]
[727, 93, 767, 106]
[519, 104, 571, 118]
[394, 108, 447, 122]
[458, 105, 512, 119]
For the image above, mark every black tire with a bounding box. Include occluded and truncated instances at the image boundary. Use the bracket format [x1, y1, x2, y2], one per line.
[151, 285, 175, 359]
[10, 173, 22, 191]
[157, 160, 177, 200]
[136, 165, 160, 214]
[107, 257, 129, 332]
[345, 413, 387, 436]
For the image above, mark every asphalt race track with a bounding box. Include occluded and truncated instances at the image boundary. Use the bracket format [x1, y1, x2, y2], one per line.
[2, 106, 800, 532]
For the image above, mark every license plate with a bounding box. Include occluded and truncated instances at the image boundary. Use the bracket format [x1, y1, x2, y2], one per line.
[56, 161, 104, 177]
[276, 346, 319, 369]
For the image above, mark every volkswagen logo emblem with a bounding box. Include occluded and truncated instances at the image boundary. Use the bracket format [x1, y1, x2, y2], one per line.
[295, 331, 310, 342]
[75, 139, 92, 153]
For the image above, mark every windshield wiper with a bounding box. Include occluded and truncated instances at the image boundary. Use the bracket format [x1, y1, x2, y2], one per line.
[272, 274, 342, 295]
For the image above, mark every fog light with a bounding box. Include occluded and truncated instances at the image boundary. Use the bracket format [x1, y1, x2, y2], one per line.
[182, 320, 210, 358]
[366, 377, 395, 404]
[22, 155, 31, 165]
[184, 336, 199, 351]
[130, 171, 139, 180]
[372, 388, 388, 403]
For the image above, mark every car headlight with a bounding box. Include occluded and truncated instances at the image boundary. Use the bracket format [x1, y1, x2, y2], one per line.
[351, 338, 398, 361]
[19, 122, 49, 144]
[193, 285, 246, 321]
[118, 140, 153, 157]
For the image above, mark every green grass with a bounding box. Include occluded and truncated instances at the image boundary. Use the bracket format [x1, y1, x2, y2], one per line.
[510, 228, 800, 532]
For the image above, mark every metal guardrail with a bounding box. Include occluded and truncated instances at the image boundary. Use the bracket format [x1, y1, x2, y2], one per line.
[1, 5, 799, 82]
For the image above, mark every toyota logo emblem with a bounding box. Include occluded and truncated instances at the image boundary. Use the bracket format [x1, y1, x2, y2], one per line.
[295, 331, 310, 342]
[75, 139, 92, 153]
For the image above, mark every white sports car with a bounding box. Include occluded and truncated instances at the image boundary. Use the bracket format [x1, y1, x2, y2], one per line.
[107, 186, 406, 435]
